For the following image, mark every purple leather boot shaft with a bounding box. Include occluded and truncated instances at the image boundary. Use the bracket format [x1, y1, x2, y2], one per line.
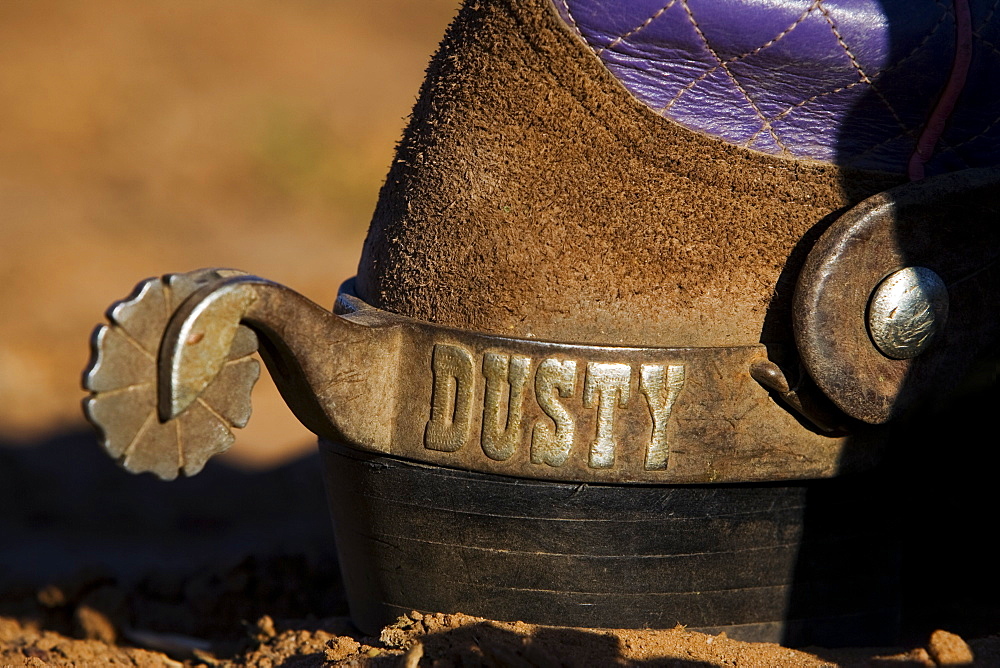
[554, 0, 999, 176]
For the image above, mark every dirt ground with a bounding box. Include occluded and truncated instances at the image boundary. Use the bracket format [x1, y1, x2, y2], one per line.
[3, 427, 999, 667]
[2, 1, 999, 666]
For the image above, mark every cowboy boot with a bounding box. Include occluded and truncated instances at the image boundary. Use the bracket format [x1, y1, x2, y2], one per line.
[84, 0, 1000, 646]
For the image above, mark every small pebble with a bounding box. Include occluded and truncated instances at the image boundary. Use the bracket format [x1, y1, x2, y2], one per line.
[37, 585, 66, 608]
[256, 615, 276, 639]
[398, 642, 424, 668]
[74, 605, 116, 644]
[325, 636, 361, 662]
[928, 629, 974, 666]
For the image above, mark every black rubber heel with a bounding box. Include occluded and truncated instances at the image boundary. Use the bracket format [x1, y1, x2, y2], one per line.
[320, 440, 899, 645]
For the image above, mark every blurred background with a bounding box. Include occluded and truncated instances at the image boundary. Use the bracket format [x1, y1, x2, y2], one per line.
[0, 0, 460, 466]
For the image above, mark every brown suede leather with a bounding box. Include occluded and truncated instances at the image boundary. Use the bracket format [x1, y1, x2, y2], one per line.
[357, 0, 903, 347]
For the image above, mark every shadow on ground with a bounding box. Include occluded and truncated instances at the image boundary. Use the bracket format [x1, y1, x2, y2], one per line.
[0, 430, 346, 641]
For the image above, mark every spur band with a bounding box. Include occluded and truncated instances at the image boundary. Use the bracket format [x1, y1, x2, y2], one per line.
[332, 283, 869, 485]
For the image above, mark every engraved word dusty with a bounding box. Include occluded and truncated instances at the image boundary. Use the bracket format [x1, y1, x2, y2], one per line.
[423, 344, 685, 471]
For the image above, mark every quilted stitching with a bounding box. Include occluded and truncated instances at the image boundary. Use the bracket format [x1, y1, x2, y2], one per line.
[935, 0, 1000, 170]
[555, 0, 1000, 174]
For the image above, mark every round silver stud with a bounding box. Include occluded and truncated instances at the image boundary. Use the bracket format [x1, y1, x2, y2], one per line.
[867, 266, 948, 360]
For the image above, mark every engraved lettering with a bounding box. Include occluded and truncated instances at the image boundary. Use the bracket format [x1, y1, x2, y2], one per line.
[582, 362, 632, 469]
[531, 359, 577, 467]
[424, 344, 475, 452]
[481, 352, 530, 461]
[639, 364, 686, 470]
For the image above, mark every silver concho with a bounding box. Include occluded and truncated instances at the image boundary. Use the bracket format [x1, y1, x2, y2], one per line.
[867, 266, 949, 360]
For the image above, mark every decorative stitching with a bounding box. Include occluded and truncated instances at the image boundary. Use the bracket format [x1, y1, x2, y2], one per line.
[941, 110, 1000, 152]
[558, 0, 584, 38]
[815, 0, 871, 84]
[817, 0, 914, 138]
[930, 138, 975, 169]
[974, 0, 1000, 32]
[677, 0, 787, 151]
[744, 80, 865, 147]
[597, 1, 679, 56]
[693, 0, 946, 152]
[558, 0, 997, 166]
[879, 4, 950, 75]
[860, 119, 976, 172]
[659, 1, 817, 115]
[841, 129, 912, 165]
[973, 32, 1000, 58]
